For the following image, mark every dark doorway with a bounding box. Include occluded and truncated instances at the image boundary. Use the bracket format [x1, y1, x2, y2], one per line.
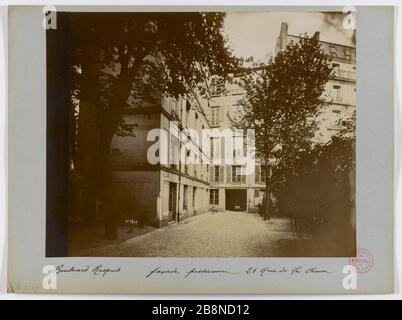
[168, 182, 177, 222]
[225, 189, 247, 211]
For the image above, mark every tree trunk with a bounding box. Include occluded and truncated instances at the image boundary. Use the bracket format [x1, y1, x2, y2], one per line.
[77, 100, 101, 224]
[78, 49, 147, 239]
[99, 120, 117, 239]
[99, 70, 133, 239]
[264, 165, 271, 220]
[76, 53, 103, 226]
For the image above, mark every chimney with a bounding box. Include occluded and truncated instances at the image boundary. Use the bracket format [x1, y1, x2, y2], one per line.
[280, 22, 288, 38]
[313, 31, 320, 40]
[278, 22, 288, 51]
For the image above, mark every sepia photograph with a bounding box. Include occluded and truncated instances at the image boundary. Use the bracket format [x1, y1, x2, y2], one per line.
[45, 11, 356, 258]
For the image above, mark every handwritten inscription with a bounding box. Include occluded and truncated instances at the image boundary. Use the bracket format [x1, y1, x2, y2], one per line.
[145, 267, 239, 279]
[51, 264, 330, 279]
[145, 266, 330, 279]
[56, 264, 121, 277]
[246, 266, 331, 276]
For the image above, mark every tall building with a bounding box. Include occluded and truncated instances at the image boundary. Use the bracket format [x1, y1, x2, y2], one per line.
[205, 21, 356, 214]
[205, 79, 266, 213]
[276, 22, 356, 143]
[110, 94, 211, 227]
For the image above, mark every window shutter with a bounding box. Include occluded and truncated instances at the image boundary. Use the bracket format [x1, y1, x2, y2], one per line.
[219, 106, 224, 123]
[227, 165, 231, 183]
[255, 165, 260, 183]
[219, 165, 224, 183]
[220, 136, 225, 162]
[261, 166, 266, 182]
[210, 165, 214, 183]
[241, 166, 246, 183]
[210, 108, 213, 125]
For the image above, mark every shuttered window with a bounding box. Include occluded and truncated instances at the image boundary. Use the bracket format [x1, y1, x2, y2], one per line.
[255, 165, 266, 183]
[232, 166, 244, 183]
[209, 189, 219, 205]
[211, 107, 220, 126]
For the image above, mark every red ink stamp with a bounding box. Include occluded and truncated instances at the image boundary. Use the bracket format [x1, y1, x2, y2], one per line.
[349, 248, 374, 273]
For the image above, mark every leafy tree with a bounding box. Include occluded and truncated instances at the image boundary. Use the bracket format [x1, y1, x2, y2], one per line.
[233, 35, 333, 220]
[273, 102, 355, 248]
[66, 12, 238, 238]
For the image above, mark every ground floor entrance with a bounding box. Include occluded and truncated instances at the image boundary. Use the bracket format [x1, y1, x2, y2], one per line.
[225, 189, 247, 211]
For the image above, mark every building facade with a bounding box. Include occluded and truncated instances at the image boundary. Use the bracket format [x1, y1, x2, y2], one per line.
[110, 21, 356, 227]
[276, 22, 356, 143]
[206, 80, 266, 213]
[206, 22, 356, 216]
[110, 94, 211, 227]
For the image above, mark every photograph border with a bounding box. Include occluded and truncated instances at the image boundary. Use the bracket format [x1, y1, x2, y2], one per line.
[7, 5, 394, 294]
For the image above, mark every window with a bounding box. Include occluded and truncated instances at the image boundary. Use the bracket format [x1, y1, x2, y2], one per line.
[232, 165, 242, 182]
[332, 63, 340, 77]
[211, 107, 220, 126]
[210, 137, 220, 160]
[183, 185, 188, 210]
[261, 167, 266, 182]
[333, 85, 342, 102]
[233, 135, 242, 158]
[170, 132, 179, 168]
[255, 189, 260, 198]
[214, 166, 220, 182]
[210, 165, 221, 183]
[185, 149, 190, 174]
[209, 189, 219, 205]
[170, 98, 178, 117]
[186, 102, 190, 125]
[344, 48, 351, 60]
[330, 46, 337, 57]
[255, 165, 266, 183]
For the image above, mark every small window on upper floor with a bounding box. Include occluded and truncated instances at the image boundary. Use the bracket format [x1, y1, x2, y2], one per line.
[333, 85, 342, 102]
[211, 107, 220, 126]
[330, 46, 337, 57]
[344, 48, 352, 60]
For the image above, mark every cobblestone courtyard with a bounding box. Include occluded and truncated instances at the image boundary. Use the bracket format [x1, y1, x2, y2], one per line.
[73, 211, 293, 257]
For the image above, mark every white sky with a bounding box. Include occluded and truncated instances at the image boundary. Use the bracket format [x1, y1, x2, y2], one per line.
[223, 12, 355, 63]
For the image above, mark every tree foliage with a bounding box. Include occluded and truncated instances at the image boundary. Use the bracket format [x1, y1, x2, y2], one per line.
[232, 35, 333, 219]
[70, 12, 238, 111]
[65, 12, 239, 238]
[234, 36, 333, 181]
[270, 81, 355, 242]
